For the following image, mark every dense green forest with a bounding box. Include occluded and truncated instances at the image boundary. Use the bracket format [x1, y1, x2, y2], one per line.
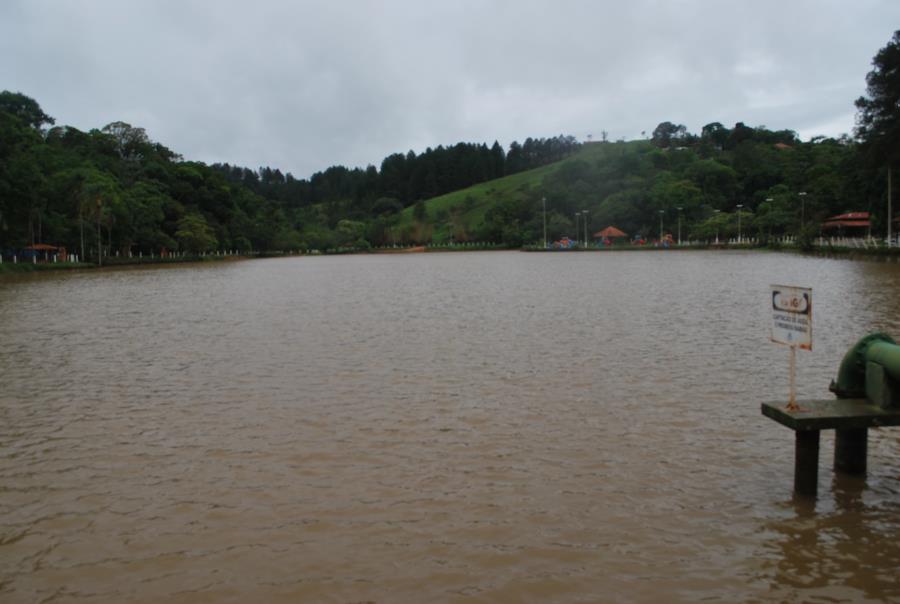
[0, 92, 578, 257]
[1, 31, 898, 258]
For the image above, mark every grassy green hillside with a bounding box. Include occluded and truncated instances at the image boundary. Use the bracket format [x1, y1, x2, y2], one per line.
[392, 131, 864, 248]
[396, 141, 651, 244]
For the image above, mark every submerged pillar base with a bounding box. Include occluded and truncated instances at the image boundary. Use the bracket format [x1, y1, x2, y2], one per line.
[834, 428, 868, 475]
[794, 430, 820, 497]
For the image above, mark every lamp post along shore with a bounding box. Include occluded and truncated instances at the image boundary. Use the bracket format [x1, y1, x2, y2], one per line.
[677, 206, 683, 245]
[96, 197, 103, 267]
[714, 209, 721, 244]
[798, 191, 807, 233]
[575, 212, 580, 247]
[542, 196, 547, 249]
[736, 204, 744, 244]
[583, 210, 588, 249]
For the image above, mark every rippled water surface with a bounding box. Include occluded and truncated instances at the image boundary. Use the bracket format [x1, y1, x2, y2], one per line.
[4, 250, 900, 603]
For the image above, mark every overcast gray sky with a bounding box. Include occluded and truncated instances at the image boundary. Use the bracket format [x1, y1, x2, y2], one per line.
[2, 1, 898, 177]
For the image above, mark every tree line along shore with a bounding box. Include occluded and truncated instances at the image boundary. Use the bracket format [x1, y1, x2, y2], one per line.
[2, 31, 899, 266]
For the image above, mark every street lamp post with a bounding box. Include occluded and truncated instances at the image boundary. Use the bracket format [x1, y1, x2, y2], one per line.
[676, 206, 683, 246]
[798, 191, 807, 233]
[575, 212, 580, 247]
[583, 210, 588, 249]
[96, 197, 103, 267]
[542, 196, 547, 249]
[659, 210, 664, 244]
[714, 209, 721, 244]
[736, 204, 744, 244]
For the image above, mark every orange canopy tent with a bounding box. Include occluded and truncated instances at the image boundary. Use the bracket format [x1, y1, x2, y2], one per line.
[594, 226, 627, 239]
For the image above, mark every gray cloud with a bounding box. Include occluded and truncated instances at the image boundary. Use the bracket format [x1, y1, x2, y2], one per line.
[2, 0, 897, 177]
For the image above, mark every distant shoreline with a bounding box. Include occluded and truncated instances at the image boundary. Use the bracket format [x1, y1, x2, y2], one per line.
[0, 254, 248, 276]
[4, 243, 900, 277]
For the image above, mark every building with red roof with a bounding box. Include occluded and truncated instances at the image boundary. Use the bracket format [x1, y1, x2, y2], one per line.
[822, 212, 871, 237]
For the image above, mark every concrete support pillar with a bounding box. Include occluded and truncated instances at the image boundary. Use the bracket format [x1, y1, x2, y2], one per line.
[835, 428, 868, 475]
[795, 430, 820, 497]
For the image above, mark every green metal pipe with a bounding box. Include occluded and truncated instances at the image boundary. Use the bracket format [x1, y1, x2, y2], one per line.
[866, 341, 900, 382]
[830, 333, 897, 399]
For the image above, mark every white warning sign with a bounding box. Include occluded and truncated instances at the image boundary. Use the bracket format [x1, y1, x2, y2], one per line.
[770, 285, 812, 350]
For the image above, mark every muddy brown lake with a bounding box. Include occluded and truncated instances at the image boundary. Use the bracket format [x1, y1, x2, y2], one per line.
[3, 250, 900, 602]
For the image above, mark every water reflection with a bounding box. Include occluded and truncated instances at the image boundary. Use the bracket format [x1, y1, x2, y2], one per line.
[766, 465, 900, 601]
